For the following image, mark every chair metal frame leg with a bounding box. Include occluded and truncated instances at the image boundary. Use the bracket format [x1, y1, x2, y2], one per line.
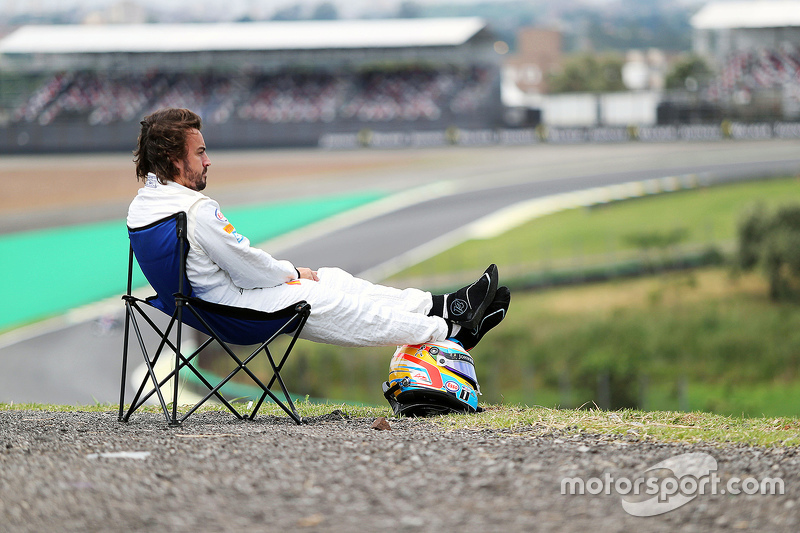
[119, 247, 136, 422]
[126, 300, 175, 422]
[180, 300, 309, 424]
[121, 298, 246, 423]
[119, 300, 132, 422]
[249, 310, 310, 420]
[119, 296, 310, 426]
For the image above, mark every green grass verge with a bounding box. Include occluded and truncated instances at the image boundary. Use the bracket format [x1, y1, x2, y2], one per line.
[467, 268, 800, 415]
[2, 402, 798, 447]
[391, 175, 800, 281]
[436, 406, 800, 447]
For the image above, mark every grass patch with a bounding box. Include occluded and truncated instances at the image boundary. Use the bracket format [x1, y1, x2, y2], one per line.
[390, 175, 800, 283]
[436, 405, 800, 447]
[370, 176, 800, 419]
[478, 268, 800, 414]
[2, 402, 798, 447]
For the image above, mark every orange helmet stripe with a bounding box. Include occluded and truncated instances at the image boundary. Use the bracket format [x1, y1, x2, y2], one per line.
[399, 353, 443, 389]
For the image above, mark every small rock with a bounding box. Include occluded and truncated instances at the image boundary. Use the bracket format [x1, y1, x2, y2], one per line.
[297, 513, 324, 527]
[400, 515, 424, 527]
[371, 417, 391, 431]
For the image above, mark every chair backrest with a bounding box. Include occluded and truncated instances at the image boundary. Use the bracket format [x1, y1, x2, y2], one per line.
[128, 212, 303, 345]
[128, 212, 193, 314]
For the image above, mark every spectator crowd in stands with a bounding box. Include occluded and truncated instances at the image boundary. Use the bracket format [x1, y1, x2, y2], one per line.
[11, 67, 495, 127]
[706, 44, 800, 103]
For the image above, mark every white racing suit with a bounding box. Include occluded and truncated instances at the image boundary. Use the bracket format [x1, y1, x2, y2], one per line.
[127, 174, 450, 346]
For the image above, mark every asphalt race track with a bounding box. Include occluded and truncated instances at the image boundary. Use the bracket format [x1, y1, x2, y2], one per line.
[2, 140, 800, 404]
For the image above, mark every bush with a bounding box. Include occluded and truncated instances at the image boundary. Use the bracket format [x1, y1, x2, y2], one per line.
[547, 53, 625, 93]
[737, 203, 800, 300]
[664, 54, 712, 90]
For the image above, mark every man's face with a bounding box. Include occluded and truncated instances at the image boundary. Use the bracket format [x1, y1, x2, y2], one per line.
[174, 129, 210, 191]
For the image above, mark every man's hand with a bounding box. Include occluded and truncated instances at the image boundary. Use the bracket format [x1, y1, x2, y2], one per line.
[297, 267, 319, 281]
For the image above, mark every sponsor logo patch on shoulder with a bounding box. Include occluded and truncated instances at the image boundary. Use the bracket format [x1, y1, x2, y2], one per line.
[215, 208, 228, 222]
[223, 223, 235, 234]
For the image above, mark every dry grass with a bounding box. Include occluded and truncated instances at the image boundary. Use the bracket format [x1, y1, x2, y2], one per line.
[535, 269, 768, 315]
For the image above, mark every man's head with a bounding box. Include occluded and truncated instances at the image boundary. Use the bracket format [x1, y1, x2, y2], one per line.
[133, 108, 210, 191]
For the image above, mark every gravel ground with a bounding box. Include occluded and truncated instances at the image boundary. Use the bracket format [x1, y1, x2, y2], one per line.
[0, 410, 797, 532]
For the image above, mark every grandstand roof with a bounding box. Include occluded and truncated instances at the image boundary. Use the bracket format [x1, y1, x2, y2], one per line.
[691, 1, 800, 30]
[0, 18, 488, 55]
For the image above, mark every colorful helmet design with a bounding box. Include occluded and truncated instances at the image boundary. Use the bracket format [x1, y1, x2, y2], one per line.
[382, 340, 482, 417]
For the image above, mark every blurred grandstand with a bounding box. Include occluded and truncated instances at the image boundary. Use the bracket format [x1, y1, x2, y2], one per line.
[0, 18, 502, 153]
[504, 1, 800, 131]
[659, 0, 800, 124]
[6, 3, 800, 153]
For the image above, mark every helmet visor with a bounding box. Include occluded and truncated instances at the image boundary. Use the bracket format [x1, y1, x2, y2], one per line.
[434, 347, 477, 387]
[442, 358, 477, 387]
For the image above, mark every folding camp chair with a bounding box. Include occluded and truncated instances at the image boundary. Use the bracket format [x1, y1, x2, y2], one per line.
[119, 212, 311, 426]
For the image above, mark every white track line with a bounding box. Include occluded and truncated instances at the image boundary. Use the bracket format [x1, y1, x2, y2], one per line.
[357, 174, 702, 281]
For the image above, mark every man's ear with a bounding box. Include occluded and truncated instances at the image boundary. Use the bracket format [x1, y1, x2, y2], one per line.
[171, 157, 183, 177]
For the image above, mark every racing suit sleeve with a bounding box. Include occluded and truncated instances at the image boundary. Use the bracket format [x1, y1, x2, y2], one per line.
[191, 199, 299, 289]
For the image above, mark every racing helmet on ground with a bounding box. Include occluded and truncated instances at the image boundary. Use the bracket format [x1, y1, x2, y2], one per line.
[382, 340, 482, 417]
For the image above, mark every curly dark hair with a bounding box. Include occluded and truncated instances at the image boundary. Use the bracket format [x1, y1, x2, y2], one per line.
[133, 108, 202, 183]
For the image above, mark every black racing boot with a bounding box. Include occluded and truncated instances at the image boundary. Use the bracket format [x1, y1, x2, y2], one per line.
[451, 286, 511, 351]
[430, 264, 498, 330]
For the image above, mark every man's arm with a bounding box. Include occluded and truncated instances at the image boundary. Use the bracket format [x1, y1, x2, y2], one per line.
[192, 200, 300, 288]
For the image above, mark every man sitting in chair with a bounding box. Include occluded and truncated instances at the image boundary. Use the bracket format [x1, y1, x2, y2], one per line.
[127, 108, 510, 350]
